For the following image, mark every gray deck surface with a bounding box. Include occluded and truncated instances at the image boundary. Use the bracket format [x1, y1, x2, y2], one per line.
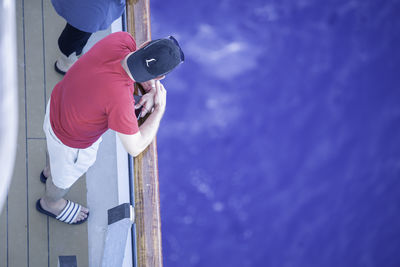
[0, 0, 104, 266]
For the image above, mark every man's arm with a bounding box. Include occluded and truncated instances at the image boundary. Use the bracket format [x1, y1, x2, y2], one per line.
[117, 81, 166, 157]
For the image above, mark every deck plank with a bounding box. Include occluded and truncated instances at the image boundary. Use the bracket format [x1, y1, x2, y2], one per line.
[41, 1, 90, 266]
[0, 207, 7, 267]
[7, 109, 28, 267]
[7, 139, 28, 267]
[25, 0, 46, 139]
[49, 176, 89, 267]
[43, 0, 64, 101]
[27, 139, 48, 267]
[6, 0, 29, 265]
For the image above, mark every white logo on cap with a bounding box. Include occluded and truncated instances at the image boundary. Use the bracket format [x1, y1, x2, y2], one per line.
[146, 58, 156, 67]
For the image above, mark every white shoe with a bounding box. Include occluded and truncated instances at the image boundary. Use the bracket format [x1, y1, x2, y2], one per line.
[54, 52, 78, 75]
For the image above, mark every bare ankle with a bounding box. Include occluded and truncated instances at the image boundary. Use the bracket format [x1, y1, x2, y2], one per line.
[42, 197, 65, 209]
[43, 166, 51, 178]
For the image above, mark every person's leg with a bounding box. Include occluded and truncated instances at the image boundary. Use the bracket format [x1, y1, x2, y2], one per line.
[58, 23, 92, 57]
[55, 23, 92, 74]
[39, 176, 89, 223]
[40, 130, 101, 224]
[40, 100, 89, 223]
[43, 154, 50, 178]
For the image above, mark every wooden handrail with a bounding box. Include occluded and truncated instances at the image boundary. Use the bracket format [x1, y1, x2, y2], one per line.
[126, 1, 164, 267]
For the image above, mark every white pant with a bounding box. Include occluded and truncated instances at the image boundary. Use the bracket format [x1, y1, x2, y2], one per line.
[43, 100, 101, 189]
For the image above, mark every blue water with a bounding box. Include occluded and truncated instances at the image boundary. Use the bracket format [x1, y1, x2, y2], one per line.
[151, 1, 400, 266]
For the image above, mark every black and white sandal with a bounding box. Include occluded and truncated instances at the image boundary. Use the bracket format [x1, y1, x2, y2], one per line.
[36, 199, 89, 225]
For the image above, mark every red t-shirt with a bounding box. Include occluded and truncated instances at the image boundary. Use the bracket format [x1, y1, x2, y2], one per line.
[50, 32, 139, 149]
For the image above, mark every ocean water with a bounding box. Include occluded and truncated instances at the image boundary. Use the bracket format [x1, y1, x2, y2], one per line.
[151, 0, 400, 266]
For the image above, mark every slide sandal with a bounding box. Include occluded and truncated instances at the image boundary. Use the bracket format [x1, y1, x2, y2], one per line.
[36, 199, 89, 225]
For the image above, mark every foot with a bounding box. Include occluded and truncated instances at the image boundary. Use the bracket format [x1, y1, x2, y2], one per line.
[43, 166, 50, 178]
[40, 167, 50, 183]
[40, 198, 89, 223]
[55, 52, 78, 75]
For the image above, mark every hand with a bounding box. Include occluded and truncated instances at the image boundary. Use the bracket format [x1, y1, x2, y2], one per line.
[138, 80, 156, 93]
[153, 81, 166, 114]
[135, 90, 155, 118]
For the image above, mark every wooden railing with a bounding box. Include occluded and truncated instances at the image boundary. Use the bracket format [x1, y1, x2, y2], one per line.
[125, 1, 164, 266]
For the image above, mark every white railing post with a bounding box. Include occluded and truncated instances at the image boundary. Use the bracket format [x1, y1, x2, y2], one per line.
[101, 203, 135, 267]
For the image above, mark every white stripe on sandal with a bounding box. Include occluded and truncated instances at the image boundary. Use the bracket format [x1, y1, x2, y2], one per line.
[56, 200, 82, 224]
[57, 200, 72, 221]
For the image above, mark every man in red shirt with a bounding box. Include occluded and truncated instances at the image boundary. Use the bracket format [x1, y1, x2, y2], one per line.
[36, 32, 184, 224]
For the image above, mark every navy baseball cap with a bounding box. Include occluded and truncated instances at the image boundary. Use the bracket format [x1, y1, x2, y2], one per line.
[127, 36, 184, 82]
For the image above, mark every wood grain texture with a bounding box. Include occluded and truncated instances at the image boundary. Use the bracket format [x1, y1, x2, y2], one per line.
[27, 140, 48, 267]
[126, 1, 164, 266]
